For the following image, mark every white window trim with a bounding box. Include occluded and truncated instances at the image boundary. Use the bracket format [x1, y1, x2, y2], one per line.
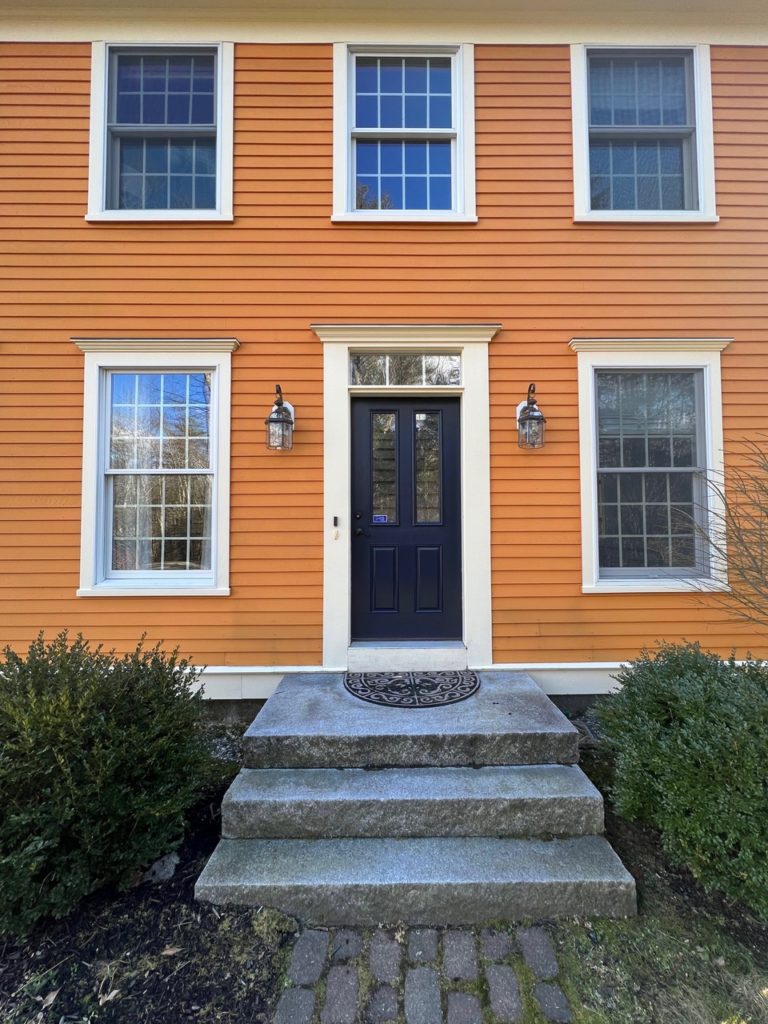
[73, 337, 238, 596]
[312, 323, 499, 668]
[570, 44, 718, 223]
[86, 41, 234, 222]
[332, 43, 477, 223]
[570, 337, 731, 593]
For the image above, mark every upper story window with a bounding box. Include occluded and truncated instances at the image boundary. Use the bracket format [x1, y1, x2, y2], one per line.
[332, 44, 476, 223]
[570, 45, 717, 223]
[87, 43, 234, 222]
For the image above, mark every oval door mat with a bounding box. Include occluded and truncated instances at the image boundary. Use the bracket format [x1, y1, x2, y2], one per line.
[343, 670, 480, 708]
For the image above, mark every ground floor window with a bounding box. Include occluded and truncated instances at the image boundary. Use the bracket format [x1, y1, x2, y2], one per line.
[73, 338, 237, 596]
[570, 337, 730, 593]
[596, 369, 706, 576]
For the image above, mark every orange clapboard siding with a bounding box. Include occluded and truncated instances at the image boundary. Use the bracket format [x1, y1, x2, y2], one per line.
[1, 41, 768, 667]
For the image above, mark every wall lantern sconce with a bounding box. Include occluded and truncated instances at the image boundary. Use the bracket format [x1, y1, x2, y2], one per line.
[265, 385, 295, 450]
[517, 383, 546, 449]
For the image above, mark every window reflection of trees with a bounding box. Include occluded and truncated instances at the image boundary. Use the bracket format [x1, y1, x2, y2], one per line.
[371, 413, 397, 522]
[415, 412, 441, 523]
[596, 371, 702, 571]
[109, 372, 213, 572]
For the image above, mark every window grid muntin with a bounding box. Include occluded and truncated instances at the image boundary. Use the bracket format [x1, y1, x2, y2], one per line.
[586, 48, 698, 212]
[351, 51, 457, 212]
[106, 47, 218, 211]
[104, 369, 217, 578]
[595, 369, 708, 577]
[350, 351, 462, 387]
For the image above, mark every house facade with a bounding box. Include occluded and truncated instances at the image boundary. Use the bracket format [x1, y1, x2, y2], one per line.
[2, 0, 767, 700]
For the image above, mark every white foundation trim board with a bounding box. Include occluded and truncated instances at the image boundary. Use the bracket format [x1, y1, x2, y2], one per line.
[194, 663, 627, 700]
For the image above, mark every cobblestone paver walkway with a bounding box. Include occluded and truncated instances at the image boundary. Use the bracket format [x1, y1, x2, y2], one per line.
[273, 925, 572, 1024]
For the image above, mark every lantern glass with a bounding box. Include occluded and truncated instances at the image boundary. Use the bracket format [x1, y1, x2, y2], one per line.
[519, 416, 545, 449]
[266, 416, 293, 450]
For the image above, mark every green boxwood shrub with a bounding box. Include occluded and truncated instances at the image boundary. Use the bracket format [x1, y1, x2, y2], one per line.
[0, 631, 214, 936]
[597, 641, 768, 918]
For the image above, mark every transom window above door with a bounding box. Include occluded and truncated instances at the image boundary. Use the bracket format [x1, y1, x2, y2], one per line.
[350, 351, 462, 386]
[332, 45, 477, 222]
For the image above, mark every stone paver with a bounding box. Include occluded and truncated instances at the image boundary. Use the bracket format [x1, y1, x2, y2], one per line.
[442, 930, 478, 981]
[486, 964, 523, 1023]
[534, 982, 573, 1023]
[480, 927, 515, 961]
[320, 965, 358, 1024]
[274, 987, 315, 1024]
[332, 928, 363, 962]
[287, 929, 329, 986]
[517, 927, 559, 980]
[273, 925, 573, 1024]
[404, 967, 441, 1024]
[408, 928, 439, 963]
[369, 930, 402, 983]
[447, 991, 482, 1024]
[365, 984, 399, 1024]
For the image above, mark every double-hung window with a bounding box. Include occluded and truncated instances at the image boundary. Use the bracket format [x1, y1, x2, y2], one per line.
[74, 339, 237, 596]
[571, 338, 730, 592]
[595, 370, 706, 575]
[333, 44, 476, 222]
[87, 43, 234, 221]
[571, 45, 717, 222]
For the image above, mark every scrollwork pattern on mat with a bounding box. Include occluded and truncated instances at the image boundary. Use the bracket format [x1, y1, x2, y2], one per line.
[344, 671, 480, 708]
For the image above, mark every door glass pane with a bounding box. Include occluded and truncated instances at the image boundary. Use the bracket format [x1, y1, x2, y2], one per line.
[371, 412, 397, 524]
[415, 411, 441, 523]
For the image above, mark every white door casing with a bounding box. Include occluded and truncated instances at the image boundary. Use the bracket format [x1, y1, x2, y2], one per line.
[312, 323, 500, 668]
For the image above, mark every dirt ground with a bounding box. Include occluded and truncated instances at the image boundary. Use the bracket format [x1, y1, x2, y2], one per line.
[0, 779, 298, 1024]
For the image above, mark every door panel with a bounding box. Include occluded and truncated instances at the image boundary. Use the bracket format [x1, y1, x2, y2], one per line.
[351, 397, 461, 640]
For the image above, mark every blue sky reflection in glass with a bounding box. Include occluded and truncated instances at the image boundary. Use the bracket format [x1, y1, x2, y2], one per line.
[354, 56, 453, 210]
[113, 52, 216, 210]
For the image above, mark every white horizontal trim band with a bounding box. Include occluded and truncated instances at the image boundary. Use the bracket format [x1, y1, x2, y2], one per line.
[195, 662, 633, 699]
[569, 337, 732, 352]
[312, 323, 502, 345]
[72, 337, 240, 353]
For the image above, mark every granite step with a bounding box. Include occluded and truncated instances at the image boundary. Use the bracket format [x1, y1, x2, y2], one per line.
[221, 764, 604, 839]
[195, 835, 637, 924]
[243, 671, 579, 769]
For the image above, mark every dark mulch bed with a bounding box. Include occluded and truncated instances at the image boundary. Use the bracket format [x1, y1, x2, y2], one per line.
[0, 783, 297, 1024]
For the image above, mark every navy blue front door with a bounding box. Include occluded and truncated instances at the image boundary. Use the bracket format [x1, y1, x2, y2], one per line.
[351, 397, 462, 641]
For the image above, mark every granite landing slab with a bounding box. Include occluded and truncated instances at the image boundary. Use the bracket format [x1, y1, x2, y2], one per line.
[243, 671, 579, 769]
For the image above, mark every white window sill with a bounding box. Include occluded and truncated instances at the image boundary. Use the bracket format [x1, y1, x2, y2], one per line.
[574, 211, 719, 224]
[583, 578, 729, 594]
[85, 210, 234, 223]
[77, 585, 231, 598]
[332, 212, 478, 224]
